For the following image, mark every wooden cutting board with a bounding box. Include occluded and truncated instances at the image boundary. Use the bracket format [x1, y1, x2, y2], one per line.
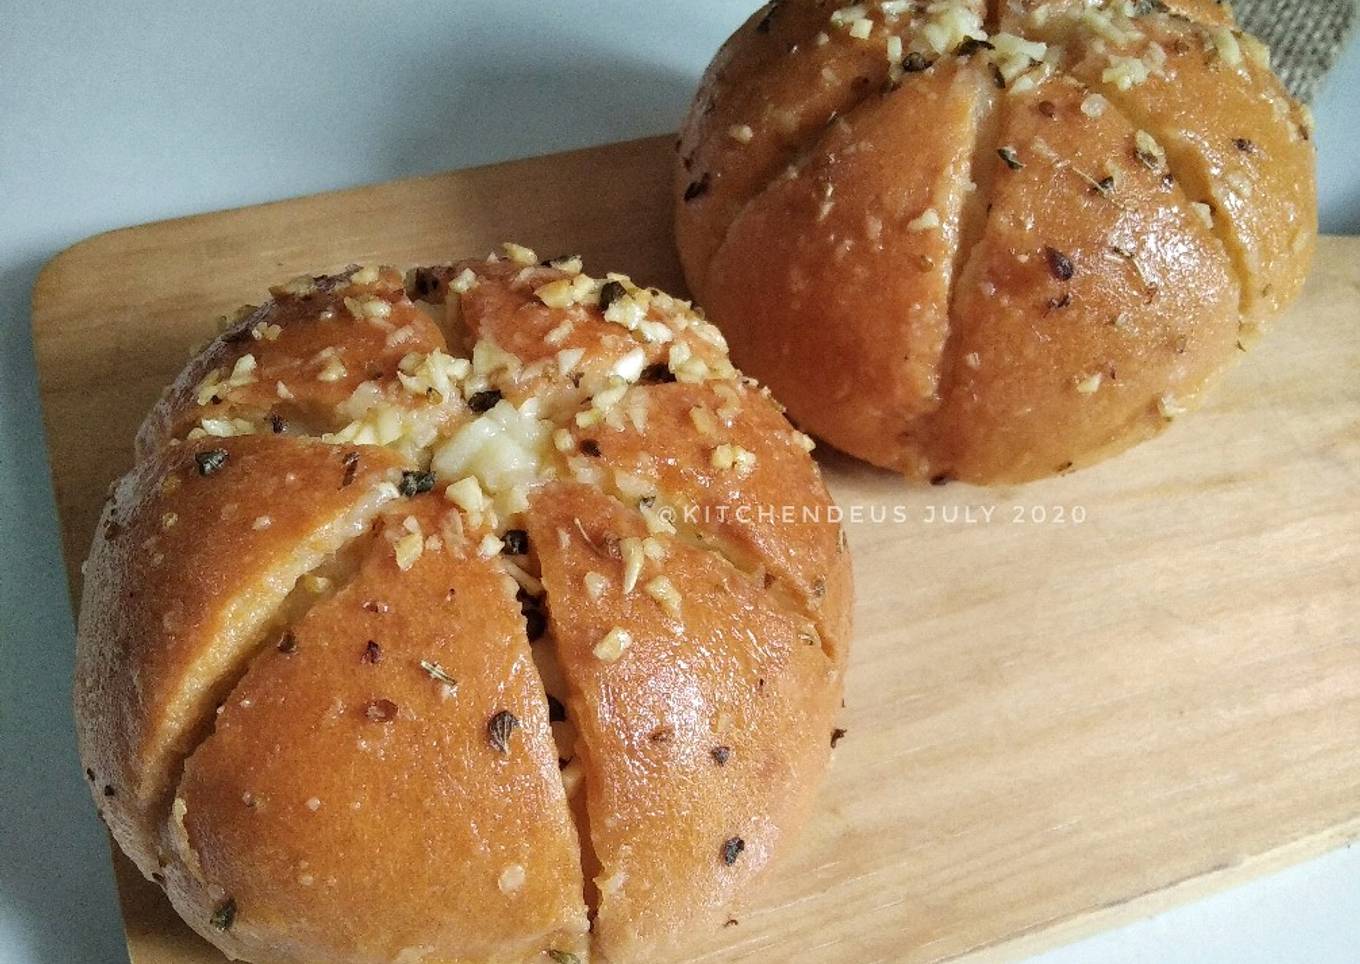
[32, 135, 1360, 964]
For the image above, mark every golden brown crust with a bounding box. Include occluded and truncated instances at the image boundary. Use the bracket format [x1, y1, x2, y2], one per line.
[699, 57, 995, 469]
[1049, 9, 1317, 335]
[675, 0, 904, 294]
[676, 0, 1316, 483]
[564, 378, 851, 659]
[75, 435, 404, 877]
[920, 74, 1241, 479]
[168, 502, 588, 963]
[75, 248, 852, 963]
[527, 484, 844, 962]
[137, 267, 447, 457]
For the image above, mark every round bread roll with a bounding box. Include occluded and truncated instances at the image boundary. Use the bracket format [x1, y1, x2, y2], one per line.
[75, 250, 852, 963]
[676, 0, 1316, 483]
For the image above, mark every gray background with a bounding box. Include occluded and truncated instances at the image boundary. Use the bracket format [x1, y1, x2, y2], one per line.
[1, 2, 1356, 961]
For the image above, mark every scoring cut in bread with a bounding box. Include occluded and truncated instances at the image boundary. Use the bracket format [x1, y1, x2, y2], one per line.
[676, 0, 1316, 483]
[75, 246, 852, 964]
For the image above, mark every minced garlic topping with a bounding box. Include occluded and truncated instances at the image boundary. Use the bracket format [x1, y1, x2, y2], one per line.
[174, 248, 829, 685]
[1158, 393, 1188, 419]
[1075, 372, 1104, 395]
[804, 0, 1210, 100]
[906, 208, 941, 232]
[194, 353, 258, 406]
[593, 627, 633, 663]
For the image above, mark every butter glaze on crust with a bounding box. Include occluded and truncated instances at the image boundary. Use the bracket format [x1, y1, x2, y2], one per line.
[75, 249, 851, 964]
[676, 0, 1316, 483]
[527, 484, 842, 962]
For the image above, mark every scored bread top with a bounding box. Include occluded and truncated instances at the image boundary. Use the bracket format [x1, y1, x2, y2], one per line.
[676, 0, 1315, 482]
[527, 484, 843, 962]
[76, 246, 852, 963]
[167, 500, 589, 963]
[136, 267, 448, 458]
[76, 434, 405, 879]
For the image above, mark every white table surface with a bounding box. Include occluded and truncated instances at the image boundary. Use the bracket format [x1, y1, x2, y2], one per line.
[1, 3, 1356, 962]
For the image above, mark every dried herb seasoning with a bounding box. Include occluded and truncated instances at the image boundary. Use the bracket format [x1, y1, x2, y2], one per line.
[467, 389, 502, 414]
[1233, 137, 1256, 154]
[341, 451, 360, 487]
[997, 146, 1023, 170]
[361, 640, 383, 664]
[364, 698, 398, 722]
[830, 727, 848, 748]
[487, 710, 520, 754]
[210, 898, 237, 931]
[1046, 292, 1073, 313]
[420, 659, 457, 689]
[902, 51, 931, 73]
[547, 951, 581, 964]
[195, 449, 229, 477]
[580, 438, 602, 458]
[398, 470, 436, 497]
[277, 631, 298, 654]
[598, 280, 627, 313]
[720, 836, 746, 866]
[103, 784, 116, 797]
[1094, 175, 1115, 196]
[989, 63, 1006, 89]
[953, 37, 993, 56]
[1044, 246, 1075, 281]
[711, 745, 731, 765]
[683, 174, 711, 202]
[266, 412, 287, 434]
[501, 529, 530, 555]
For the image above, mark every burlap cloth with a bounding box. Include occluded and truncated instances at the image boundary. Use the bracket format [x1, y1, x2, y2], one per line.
[1233, 0, 1357, 101]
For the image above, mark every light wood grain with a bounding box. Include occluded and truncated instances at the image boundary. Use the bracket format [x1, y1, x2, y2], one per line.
[32, 135, 1360, 964]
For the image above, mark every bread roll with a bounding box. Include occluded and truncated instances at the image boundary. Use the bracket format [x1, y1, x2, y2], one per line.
[676, 0, 1316, 483]
[75, 251, 851, 963]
